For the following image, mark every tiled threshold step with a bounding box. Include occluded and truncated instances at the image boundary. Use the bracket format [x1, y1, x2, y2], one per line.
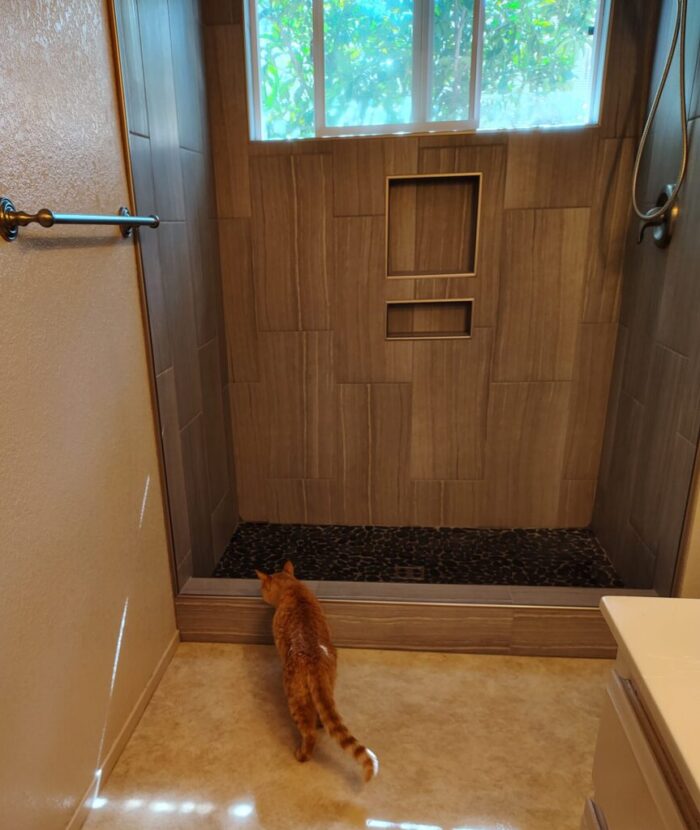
[176, 582, 653, 659]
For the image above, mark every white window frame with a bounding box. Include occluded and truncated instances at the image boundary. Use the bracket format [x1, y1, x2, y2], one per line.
[245, 0, 482, 140]
[245, 0, 610, 141]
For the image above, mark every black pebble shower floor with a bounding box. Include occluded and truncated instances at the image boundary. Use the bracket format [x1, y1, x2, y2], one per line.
[212, 523, 623, 587]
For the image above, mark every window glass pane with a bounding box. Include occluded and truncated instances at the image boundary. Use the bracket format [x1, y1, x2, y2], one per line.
[430, 0, 474, 123]
[480, 0, 600, 130]
[323, 0, 414, 128]
[256, 0, 314, 139]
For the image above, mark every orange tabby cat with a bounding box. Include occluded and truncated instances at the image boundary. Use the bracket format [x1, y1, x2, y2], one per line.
[256, 561, 379, 782]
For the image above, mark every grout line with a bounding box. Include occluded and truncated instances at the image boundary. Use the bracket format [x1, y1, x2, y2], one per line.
[290, 158, 303, 331]
[656, 340, 691, 360]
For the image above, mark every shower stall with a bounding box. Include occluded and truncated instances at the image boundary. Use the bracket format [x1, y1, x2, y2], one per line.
[110, 0, 700, 651]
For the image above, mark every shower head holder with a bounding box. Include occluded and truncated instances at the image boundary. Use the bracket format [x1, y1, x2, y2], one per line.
[638, 185, 679, 248]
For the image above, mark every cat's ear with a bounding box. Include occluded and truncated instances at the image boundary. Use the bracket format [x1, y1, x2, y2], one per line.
[283, 560, 295, 576]
[255, 569, 270, 583]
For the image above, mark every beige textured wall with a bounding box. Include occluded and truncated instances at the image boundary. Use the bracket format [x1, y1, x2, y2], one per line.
[0, 3, 176, 828]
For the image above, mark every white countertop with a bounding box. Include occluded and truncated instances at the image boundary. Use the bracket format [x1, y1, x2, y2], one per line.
[601, 596, 700, 810]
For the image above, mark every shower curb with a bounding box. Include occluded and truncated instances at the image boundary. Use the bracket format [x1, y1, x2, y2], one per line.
[175, 595, 618, 658]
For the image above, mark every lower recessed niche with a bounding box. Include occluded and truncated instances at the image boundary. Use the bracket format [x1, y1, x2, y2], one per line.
[386, 299, 473, 340]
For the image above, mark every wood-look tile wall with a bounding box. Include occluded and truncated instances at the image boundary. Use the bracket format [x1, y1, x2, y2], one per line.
[114, 0, 238, 584]
[202, 0, 659, 529]
[593, 0, 700, 592]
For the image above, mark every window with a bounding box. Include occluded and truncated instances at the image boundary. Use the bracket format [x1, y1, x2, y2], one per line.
[245, 0, 609, 141]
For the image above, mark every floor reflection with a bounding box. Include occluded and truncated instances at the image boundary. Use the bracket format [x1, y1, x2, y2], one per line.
[83, 643, 609, 830]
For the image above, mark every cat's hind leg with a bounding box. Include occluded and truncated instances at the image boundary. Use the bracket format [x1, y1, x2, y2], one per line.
[292, 696, 317, 762]
[284, 675, 317, 762]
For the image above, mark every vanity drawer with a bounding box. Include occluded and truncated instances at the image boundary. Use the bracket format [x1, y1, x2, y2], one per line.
[591, 671, 687, 830]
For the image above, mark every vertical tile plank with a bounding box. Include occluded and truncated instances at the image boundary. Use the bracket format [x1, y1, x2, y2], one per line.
[592, 391, 644, 573]
[654, 434, 697, 594]
[386, 179, 417, 275]
[181, 414, 214, 576]
[370, 384, 412, 525]
[336, 384, 371, 524]
[583, 138, 635, 322]
[219, 218, 260, 381]
[250, 155, 300, 331]
[599, 0, 661, 138]
[267, 480, 306, 524]
[203, 23, 251, 216]
[481, 382, 571, 526]
[558, 480, 597, 527]
[181, 148, 219, 345]
[494, 208, 590, 382]
[333, 216, 413, 382]
[157, 221, 203, 427]
[656, 126, 700, 355]
[303, 332, 337, 479]
[293, 154, 332, 331]
[228, 383, 268, 521]
[260, 332, 335, 479]
[200, 0, 240, 25]
[155, 368, 191, 566]
[210, 491, 237, 566]
[168, 0, 206, 152]
[442, 481, 479, 528]
[137, 0, 186, 219]
[410, 481, 443, 527]
[563, 323, 618, 480]
[199, 338, 229, 507]
[504, 129, 599, 209]
[304, 480, 334, 525]
[410, 330, 493, 480]
[129, 134, 172, 374]
[332, 137, 418, 216]
[260, 332, 305, 478]
[114, 0, 149, 136]
[630, 344, 688, 548]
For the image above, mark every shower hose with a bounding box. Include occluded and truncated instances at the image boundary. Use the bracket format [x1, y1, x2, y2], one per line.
[631, 0, 689, 223]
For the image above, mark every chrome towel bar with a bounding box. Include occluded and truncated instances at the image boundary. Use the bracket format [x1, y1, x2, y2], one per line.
[0, 196, 159, 242]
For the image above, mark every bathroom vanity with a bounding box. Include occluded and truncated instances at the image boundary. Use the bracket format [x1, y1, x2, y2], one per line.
[582, 597, 700, 829]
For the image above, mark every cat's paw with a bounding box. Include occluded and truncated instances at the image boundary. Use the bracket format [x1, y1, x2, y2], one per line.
[295, 747, 310, 763]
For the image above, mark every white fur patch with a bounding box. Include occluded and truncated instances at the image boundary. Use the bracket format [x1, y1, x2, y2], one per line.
[366, 747, 379, 778]
[320, 644, 329, 657]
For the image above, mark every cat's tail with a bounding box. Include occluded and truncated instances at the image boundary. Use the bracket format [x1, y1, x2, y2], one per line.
[308, 673, 379, 782]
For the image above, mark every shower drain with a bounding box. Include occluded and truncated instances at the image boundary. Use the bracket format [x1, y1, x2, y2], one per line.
[393, 565, 425, 582]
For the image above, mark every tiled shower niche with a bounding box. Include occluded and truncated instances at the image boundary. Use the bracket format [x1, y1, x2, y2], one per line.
[386, 298, 474, 340]
[386, 173, 481, 277]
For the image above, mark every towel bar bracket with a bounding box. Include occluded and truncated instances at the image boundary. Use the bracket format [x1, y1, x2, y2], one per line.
[0, 196, 160, 242]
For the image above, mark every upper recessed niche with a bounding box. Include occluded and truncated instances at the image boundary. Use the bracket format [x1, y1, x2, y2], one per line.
[386, 173, 481, 278]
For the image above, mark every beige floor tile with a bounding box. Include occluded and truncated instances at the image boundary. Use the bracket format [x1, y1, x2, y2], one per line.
[84, 643, 610, 830]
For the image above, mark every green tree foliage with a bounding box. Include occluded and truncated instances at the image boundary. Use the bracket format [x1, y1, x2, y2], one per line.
[324, 0, 414, 127]
[255, 0, 599, 139]
[481, 0, 598, 127]
[257, 0, 314, 138]
[431, 0, 474, 122]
